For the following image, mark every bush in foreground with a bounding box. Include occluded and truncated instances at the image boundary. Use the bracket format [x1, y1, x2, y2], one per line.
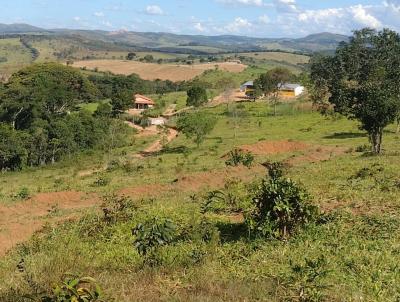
[245, 163, 319, 239]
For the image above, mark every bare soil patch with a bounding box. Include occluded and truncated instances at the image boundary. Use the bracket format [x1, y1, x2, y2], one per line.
[72, 60, 246, 81]
[239, 140, 309, 155]
[0, 191, 98, 256]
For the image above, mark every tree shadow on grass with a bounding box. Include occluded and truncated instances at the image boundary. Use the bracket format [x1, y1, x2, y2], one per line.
[216, 220, 249, 243]
[323, 132, 367, 139]
[156, 145, 190, 155]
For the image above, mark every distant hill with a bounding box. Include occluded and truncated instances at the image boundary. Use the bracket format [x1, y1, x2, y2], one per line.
[0, 23, 349, 54]
[0, 23, 45, 34]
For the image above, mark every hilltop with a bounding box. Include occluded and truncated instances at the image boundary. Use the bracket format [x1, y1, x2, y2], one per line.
[0, 23, 348, 54]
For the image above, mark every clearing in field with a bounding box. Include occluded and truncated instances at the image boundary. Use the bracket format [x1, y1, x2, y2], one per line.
[72, 60, 247, 81]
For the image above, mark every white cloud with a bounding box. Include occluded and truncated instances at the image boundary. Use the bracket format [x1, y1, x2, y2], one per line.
[224, 17, 252, 33]
[194, 22, 206, 32]
[94, 12, 104, 17]
[274, 0, 298, 13]
[217, 0, 265, 7]
[145, 5, 164, 15]
[101, 20, 113, 28]
[73, 16, 81, 22]
[350, 5, 381, 28]
[258, 15, 270, 24]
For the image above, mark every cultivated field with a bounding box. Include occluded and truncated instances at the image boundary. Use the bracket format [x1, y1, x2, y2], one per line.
[72, 60, 247, 81]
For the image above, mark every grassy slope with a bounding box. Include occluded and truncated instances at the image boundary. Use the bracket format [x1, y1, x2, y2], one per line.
[0, 38, 33, 76]
[0, 98, 399, 301]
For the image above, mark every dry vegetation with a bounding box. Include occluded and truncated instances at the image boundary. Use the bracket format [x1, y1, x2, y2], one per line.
[72, 60, 247, 81]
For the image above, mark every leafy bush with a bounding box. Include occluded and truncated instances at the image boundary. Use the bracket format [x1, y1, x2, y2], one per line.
[16, 187, 30, 200]
[225, 149, 254, 168]
[245, 164, 318, 239]
[25, 275, 103, 302]
[132, 217, 177, 256]
[282, 256, 330, 302]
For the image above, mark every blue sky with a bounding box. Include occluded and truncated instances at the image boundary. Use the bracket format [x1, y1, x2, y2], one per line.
[2, 0, 400, 37]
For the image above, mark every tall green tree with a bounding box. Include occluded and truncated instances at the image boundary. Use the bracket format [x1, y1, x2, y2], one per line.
[0, 63, 98, 130]
[186, 86, 208, 107]
[176, 111, 217, 147]
[111, 90, 133, 114]
[254, 67, 292, 116]
[310, 28, 400, 154]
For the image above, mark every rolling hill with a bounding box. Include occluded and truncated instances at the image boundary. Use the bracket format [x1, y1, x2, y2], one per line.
[0, 23, 348, 54]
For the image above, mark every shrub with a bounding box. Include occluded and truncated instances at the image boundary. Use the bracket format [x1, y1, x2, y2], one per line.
[132, 217, 177, 256]
[225, 149, 254, 168]
[245, 164, 318, 239]
[16, 187, 30, 200]
[25, 275, 103, 302]
[92, 177, 110, 187]
[102, 195, 137, 224]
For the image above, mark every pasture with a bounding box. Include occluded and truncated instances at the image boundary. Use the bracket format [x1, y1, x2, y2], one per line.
[1, 97, 400, 301]
[72, 60, 247, 81]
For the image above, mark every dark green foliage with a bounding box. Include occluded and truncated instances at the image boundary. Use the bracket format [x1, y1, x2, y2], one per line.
[176, 111, 217, 146]
[126, 52, 136, 60]
[186, 86, 208, 107]
[143, 54, 154, 63]
[0, 124, 27, 170]
[111, 89, 132, 113]
[0, 63, 98, 130]
[132, 217, 177, 256]
[94, 102, 112, 117]
[225, 149, 254, 168]
[245, 165, 318, 239]
[88, 74, 180, 100]
[310, 28, 400, 153]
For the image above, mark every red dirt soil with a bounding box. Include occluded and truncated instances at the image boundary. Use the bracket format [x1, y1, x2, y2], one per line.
[239, 140, 309, 155]
[0, 140, 347, 256]
[0, 191, 98, 256]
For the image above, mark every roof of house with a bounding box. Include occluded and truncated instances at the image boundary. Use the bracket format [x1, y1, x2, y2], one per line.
[279, 83, 303, 91]
[134, 94, 155, 105]
[241, 81, 254, 87]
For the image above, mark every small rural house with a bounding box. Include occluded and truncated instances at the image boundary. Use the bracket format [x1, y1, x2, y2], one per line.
[279, 84, 305, 97]
[134, 94, 155, 110]
[240, 81, 255, 98]
[149, 117, 166, 126]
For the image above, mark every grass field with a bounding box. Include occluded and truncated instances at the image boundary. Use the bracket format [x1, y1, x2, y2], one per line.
[0, 38, 33, 77]
[0, 96, 400, 301]
[235, 51, 310, 65]
[72, 60, 247, 81]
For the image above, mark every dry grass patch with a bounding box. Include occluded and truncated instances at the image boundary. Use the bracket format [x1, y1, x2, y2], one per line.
[72, 60, 247, 81]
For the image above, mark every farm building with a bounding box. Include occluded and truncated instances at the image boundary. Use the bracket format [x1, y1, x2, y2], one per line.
[134, 94, 155, 110]
[240, 81, 255, 98]
[279, 84, 305, 97]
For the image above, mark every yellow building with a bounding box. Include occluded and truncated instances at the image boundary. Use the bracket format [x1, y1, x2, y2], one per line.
[278, 83, 305, 97]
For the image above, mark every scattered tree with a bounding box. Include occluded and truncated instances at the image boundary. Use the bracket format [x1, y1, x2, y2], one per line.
[176, 111, 217, 147]
[254, 67, 293, 116]
[186, 86, 208, 107]
[126, 52, 136, 60]
[310, 28, 400, 154]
